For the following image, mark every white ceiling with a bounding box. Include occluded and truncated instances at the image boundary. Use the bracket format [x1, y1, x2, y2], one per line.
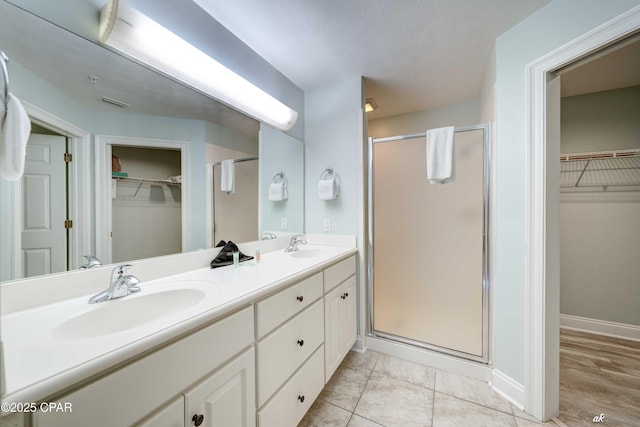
[194, 0, 551, 119]
[5, 0, 638, 132]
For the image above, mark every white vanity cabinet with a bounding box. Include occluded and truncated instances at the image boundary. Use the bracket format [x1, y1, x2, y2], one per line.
[255, 272, 325, 426]
[183, 347, 256, 427]
[33, 306, 254, 427]
[20, 250, 358, 427]
[137, 397, 184, 427]
[323, 256, 357, 381]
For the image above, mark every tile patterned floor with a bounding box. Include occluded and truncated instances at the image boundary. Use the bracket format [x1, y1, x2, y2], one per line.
[299, 351, 556, 427]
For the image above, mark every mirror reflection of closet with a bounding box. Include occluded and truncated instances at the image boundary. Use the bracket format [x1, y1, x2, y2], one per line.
[111, 146, 182, 263]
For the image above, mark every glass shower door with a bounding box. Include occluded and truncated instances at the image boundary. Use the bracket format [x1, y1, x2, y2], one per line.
[371, 128, 487, 359]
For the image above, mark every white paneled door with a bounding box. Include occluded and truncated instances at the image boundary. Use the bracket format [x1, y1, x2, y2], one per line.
[21, 134, 67, 277]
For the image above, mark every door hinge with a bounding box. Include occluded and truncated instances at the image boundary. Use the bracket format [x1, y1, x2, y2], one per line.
[64, 152, 72, 163]
[64, 219, 73, 229]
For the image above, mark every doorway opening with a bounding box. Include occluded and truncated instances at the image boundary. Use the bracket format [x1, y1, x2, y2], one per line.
[6, 102, 92, 281]
[555, 38, 640, 426]
[524, 7, 640, 422]
[95, 135, 189, 265]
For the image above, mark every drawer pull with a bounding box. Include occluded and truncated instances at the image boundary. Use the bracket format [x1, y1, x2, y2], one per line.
[297, 339, 304, 347]
[298, 395, 305, 403]
[192, 414, 204, 426]
[296, 295, 304, 302]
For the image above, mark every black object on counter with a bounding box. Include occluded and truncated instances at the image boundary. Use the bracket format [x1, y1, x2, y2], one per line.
[210, 240, 254, 268]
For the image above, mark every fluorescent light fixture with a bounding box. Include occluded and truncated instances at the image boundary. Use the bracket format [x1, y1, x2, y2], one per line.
[365, 98, 377, 112]
[99, 0, 298, 131]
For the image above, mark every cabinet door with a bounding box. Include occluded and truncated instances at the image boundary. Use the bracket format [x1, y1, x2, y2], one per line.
[184, 348, 256, 427]
[324, 275, 357, 381]
[137, 396, 184, 427]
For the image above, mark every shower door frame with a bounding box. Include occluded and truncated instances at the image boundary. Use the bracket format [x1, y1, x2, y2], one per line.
[367, 123, 491, 364]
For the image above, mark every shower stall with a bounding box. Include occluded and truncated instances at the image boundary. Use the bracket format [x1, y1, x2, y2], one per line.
[367, 124, 490, 363]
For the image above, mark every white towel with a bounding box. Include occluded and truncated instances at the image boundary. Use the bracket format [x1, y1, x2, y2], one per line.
[269, 182, 287, 201]
[0, 93, 31, 181]
[318, 177, 338, 200]
[220, 159, 235, 194]
[426, 126, 455, 185]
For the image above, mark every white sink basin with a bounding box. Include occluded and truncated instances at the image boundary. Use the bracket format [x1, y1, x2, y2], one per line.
[53, 289, 206, 340]
[289, 248, 323, 259]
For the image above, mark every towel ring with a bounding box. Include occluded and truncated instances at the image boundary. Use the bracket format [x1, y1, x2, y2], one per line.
[320, 167, 336, 180]
[272, 171, 286, 183]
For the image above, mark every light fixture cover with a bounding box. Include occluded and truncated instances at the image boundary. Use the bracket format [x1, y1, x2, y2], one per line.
[365, 98, 377, 112]
[99, 0, 298, 131]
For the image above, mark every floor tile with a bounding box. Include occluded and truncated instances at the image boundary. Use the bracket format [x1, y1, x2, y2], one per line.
[355, 372, 434, 427]
[432, 392, 517, 427]
[511, 404, 543, 423]
[298, 399, 351, 427]
[514, 417, 557, 427]
[435, 370, 512, 413]
[347, 414, 385, 427]
[340, 350, 380, 372]
[320, 364, 371, 412]
[374, 353, 436, 389]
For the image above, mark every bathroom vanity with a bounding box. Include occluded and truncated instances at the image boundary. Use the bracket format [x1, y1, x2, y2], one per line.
[1, 240, 357, 427]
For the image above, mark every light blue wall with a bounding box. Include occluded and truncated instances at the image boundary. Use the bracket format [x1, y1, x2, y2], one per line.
[2, 59, 254, 263]
[259, 124, 304, 234]
[304, 76, 364, 235]
[368, 100, 481, 138]
[494, 0, 640, 384]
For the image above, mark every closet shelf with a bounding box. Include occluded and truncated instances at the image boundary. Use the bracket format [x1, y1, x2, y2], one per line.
[560, 149, 640, 193]
[112, 176, 181, 185]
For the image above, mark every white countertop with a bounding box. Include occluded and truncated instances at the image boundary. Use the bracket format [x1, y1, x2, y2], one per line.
[1, 244, 357, 405]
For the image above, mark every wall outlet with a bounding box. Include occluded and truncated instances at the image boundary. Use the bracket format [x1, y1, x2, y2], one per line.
[323, 218, 332, 232]
[280, 217, 288, 230]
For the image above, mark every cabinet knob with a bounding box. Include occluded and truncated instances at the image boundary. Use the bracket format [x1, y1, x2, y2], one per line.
[298, 395, 305, 403]
[296, 295, 304, 302]
[192, 414, 204, 426]
[297, 339, 304, 347]
[344, 292, 349, 298]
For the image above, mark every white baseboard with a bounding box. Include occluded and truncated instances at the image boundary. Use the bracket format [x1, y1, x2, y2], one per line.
[351, 336, 367, 353]
[490, 369, 525, 410]
[560, 314, 640, 342]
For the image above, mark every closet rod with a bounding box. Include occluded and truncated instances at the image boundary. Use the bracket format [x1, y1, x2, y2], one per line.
[211, 156, 258, 166]
[371, 123, 488, 144]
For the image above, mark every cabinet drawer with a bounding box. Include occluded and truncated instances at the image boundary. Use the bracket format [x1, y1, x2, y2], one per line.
[256, 299, 323, 407]
[256, 272, 323, 338]
[324, 255, 356, 293]
[257, 345, 324, 427]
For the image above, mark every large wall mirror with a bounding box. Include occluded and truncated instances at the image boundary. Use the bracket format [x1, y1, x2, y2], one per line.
[0, 1, 304, 282]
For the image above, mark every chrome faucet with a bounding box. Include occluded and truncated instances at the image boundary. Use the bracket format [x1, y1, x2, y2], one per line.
[262, 232, 277, 240]
[88, 264, 141, 304]
[79, 255, 102, 269]
[285, 235, 307, 252]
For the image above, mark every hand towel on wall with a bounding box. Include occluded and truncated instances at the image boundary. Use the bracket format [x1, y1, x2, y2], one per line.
[426, 126, 455, 185]
[318, 176, 338, 200]
[269, 181, 287, 201]
[0, 93, 31, 181]
[220, 159, 235, 194]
